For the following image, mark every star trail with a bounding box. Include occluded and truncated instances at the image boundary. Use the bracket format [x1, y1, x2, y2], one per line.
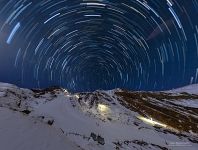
[0, 0, 198, 92]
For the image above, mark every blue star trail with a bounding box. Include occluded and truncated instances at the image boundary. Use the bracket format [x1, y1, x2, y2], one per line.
[0, 0, 197, 92]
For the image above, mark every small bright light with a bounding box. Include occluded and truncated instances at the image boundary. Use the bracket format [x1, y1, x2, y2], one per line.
[137, 116, 167, 128]
[63, 89, 68, 93]
[75, 94, 79, 99]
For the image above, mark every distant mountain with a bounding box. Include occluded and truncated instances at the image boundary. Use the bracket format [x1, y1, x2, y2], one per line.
[0, 82, 198, 150]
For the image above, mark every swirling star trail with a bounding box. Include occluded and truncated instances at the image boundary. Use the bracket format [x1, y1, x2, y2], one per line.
[0, 0, 197, 92]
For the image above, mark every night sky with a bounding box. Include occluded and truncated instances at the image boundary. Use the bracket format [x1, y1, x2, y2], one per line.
[0, 0, 198, 92]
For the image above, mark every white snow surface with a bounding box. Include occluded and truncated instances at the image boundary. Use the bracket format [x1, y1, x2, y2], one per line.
[168, 84, 198, 95]
[170, 99, 198, 108]
[165, 84, 198, 108]
[0, 83, 197, 150]
[0, 107, 81, 150]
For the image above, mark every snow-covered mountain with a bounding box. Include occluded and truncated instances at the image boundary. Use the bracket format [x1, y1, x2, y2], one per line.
[0, 82, 198, 150]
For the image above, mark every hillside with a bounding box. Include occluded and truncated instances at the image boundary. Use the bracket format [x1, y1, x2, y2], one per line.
[0, 83, 197, 150]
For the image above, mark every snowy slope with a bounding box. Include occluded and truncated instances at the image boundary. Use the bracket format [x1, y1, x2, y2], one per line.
[0, 107, 81, 150]
[166, 84, 198, 108]
[0, 83, 198, 150]
[168, 84, 198, 94]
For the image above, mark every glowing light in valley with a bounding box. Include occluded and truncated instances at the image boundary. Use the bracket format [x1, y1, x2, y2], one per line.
[137, 116, 167, 128]
[97, 104, 110, 114]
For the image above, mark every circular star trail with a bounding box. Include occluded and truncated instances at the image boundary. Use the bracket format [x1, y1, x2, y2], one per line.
[0, 0, 198, 92]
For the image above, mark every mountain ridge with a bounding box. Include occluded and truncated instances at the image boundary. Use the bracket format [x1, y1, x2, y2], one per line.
[0, 82, 198, 150]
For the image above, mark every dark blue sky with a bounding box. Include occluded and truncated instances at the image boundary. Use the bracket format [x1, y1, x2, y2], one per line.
[0, 0, 198, 92]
